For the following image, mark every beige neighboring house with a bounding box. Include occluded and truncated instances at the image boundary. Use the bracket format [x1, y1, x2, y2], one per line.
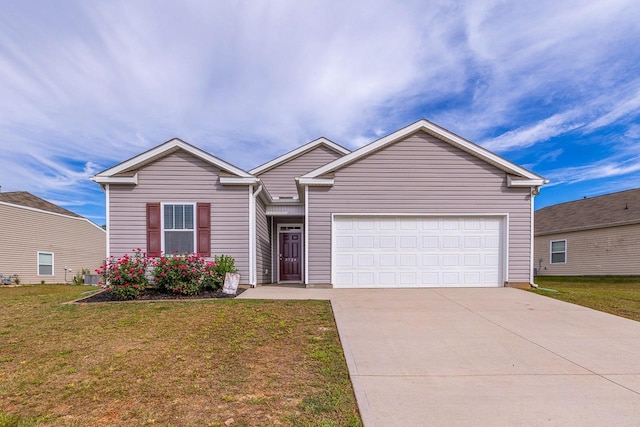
[93, 119, 546, 288]
[534, 188, 640, 276]
[0, 192, 106, 284]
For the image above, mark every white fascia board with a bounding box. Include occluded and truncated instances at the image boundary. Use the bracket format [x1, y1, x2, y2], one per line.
[249, 137, 350, 175]
[297, 177, 334, 186]
[507, 176, 547, 187]
[302, 119, 545, 181]
[257, 184, 274, 204]
[91, 174, 138, 185]
[219, 177, 260, 185]
[95, 138, 253, 178]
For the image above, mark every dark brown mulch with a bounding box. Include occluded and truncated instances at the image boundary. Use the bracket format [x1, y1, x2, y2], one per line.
[77, 287, 246, 303]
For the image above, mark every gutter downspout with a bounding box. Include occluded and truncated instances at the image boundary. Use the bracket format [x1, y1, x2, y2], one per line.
[530, 186, 537, 288]
[250, 184, 264, 287]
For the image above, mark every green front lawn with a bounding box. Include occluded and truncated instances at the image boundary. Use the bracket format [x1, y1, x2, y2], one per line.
[0, 285, 361, 426]
[531, 276, 640, 322]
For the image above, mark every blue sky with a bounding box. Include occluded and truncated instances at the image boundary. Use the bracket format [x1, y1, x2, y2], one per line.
[1, 0, 639, 226]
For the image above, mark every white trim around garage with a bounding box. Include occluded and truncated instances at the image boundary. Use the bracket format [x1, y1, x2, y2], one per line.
[330, 213, 509, 288]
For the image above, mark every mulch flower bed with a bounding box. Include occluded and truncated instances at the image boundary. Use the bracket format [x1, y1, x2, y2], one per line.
[78, 287, 246, 303]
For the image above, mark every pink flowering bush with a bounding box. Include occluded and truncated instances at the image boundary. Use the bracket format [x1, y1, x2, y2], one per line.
[96, 249, 149, 300]
[152, 253, 218, 296]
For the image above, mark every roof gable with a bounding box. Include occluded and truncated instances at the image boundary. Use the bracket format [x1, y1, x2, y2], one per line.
[536, 188, 640, 235]
[0, 191, 81, 217]
[301, 120, 545, 185]
[250, 137, 349, 175]
[93, 138, 253, 184]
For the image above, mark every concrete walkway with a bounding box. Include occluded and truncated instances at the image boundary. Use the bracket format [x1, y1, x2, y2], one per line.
[238, 287, 640, 426]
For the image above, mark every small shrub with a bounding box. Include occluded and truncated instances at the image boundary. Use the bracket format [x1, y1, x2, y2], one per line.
[12, 276, 20, 285]
[152, 253, 217, 295]
[96, 249, 149, 300]
[210, 254, 237, 289]
[40, 280, 45, 285]
[72, 268, 91, 286]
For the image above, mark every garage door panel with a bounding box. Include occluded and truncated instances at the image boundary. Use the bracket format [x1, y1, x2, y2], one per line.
[422, 272, 439, 285]
[378, 272, 395, 285]
[336, 254, 353, 267]
[400, 254, 417, 266]
[380, 236, 397, 248]
[464, 254, 481, 266]
[357, 236, 374, 248]
[336, 236, 354, 249]
[333, 216, 503, 288]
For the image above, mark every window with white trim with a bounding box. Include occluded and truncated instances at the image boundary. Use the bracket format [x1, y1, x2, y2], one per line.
[38, 252, 54, 276]
[163, 204, 195, 254]
[550, 240, 566, 264]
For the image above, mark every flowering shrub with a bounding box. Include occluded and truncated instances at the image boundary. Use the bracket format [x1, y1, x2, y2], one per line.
[211, 254, 237, 289]
[97, 249, 149, 300]
[152, 253, 218, 295]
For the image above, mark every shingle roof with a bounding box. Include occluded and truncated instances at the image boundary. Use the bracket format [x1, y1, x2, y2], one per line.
[535, 188, 640, 235]
[0, 191, 81, 218]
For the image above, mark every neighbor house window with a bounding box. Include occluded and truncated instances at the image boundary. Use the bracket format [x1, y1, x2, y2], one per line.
[550, 240, 566, 264]
[163, 204, 195, 254]
[37, 252, 54, 276]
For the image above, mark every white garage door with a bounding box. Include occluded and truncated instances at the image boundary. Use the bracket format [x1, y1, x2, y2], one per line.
[333, 216, 503, 288]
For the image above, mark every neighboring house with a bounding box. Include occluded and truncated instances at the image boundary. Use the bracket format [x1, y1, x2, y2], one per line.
[534, 188, 640, 276]
[92, 120, 545, 288]
[0, 192, 106, 284]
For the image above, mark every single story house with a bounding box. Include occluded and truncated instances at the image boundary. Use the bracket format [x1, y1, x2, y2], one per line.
[0, 191, 106, 284]
[534, 188, 640, 276]
[92, 120, 545, 288]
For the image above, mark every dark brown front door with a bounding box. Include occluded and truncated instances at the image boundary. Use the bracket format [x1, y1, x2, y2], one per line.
[279, 232, 302, 281]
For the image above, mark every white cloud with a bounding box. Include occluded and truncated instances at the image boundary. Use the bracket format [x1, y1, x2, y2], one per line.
[584, 87, 640, 131]
[0, 0, 639, 223]
[544, 155, 640, 187]
[481, 111, 584, 152]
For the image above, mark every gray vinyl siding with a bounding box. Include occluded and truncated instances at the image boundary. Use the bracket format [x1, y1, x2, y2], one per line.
[108, 150, 250, 282]
[307, 131, 532, 285]
[534, 224, 640, 276]
[0, 204, 105, 284]
[257, 145, 344, 198]
[255, 197, 271, 284]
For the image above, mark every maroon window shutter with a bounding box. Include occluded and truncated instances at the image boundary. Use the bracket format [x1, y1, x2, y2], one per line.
[146, 203, 161, 257]
[197, 203, 211, 257]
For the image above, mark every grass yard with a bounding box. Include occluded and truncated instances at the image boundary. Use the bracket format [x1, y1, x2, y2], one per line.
[531, 276, 640, 322]
[0, 285, 361, 426]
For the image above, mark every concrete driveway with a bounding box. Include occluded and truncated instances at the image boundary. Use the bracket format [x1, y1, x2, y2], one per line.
[238, 287, 640, 426]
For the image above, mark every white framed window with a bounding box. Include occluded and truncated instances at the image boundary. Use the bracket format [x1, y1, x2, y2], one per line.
[37, 252, 54, 276]
[550, 240, 567, 264]
[162, 203, 196, 254]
